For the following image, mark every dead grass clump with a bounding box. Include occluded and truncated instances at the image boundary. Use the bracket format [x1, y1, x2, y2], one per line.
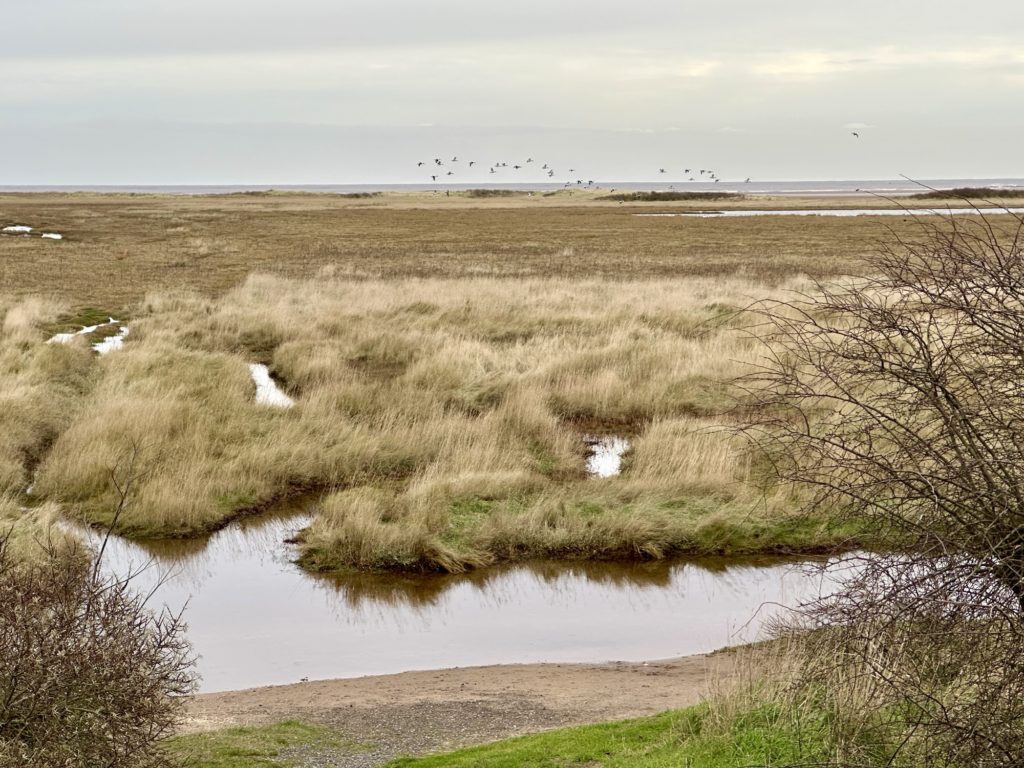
[27, 272, 850, 565]
[0, 298, 93, 495]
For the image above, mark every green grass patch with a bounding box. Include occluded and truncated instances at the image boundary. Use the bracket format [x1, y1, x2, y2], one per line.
[47, 306, 118, 334]
[163, 721, 363, 768]
[384, 703, 822, 768]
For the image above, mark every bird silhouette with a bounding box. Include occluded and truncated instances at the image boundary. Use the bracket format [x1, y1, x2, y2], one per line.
[417, 161, 424, 167]
[513, 165, 522, 169]
[431, 175, 438, 181]
[446, 170, 454, 176]
[490, 167, 496, 174]
[684, 168, 691, 174]
[659, 169, 666, 174]
[434, 158, 442, 165]
[541, 163, 549, 169]
[469, 161, 476, 167]
[852, 132, 860, 138]
[451, 156, 458, 161]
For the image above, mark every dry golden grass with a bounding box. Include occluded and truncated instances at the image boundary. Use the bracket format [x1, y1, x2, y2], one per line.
[0, 191, 940, 570]
[0, 298, 96, 495]
[0, 191, 977, 308]
[21, 272, 866, 568]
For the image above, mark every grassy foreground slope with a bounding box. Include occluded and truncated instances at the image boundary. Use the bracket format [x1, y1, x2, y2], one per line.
[162, 704, 822, 768]
[384, 706, 809, 768]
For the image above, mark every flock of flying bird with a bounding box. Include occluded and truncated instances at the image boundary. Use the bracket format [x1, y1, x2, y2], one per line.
[415, 155, 746, 187]
[416, 133, 863, 187]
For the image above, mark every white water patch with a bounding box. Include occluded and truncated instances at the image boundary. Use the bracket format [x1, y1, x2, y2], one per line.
[93, 325, 129, 354]
[249, 363, 295, 408]
[2, 225, 32, 233]
[585, 436, 630, 477]
[47, 317, 118, 345]
[635, 207, 1024, 219]
[41, 233, 63, 240]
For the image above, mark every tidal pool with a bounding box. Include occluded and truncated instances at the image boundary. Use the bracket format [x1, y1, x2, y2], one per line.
[75, 504, 842, 693]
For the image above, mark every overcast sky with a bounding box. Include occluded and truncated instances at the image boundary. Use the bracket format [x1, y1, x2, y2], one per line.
[3, 0, 1023, 184]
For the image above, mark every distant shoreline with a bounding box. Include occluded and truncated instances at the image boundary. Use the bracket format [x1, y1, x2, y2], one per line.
[3, 178, 1024, 197]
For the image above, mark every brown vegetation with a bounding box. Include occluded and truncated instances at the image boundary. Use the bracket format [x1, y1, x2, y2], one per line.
[0, 191, 966, 308]
[0, 529, 195, 766]
[16, 273, 864, 568]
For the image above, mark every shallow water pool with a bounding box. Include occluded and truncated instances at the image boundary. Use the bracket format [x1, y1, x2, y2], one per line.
[74, 504, 844, 692]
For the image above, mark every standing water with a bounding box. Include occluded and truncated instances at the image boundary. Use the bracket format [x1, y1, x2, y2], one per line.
[73, 505, 843, 693]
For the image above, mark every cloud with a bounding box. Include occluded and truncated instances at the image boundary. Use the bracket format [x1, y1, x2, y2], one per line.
[751, 46, 1024, 80]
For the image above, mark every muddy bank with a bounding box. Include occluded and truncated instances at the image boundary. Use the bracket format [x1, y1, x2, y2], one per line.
[184, 653, 734, 764]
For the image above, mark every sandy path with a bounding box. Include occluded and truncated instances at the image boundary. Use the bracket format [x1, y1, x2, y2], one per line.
[184, 653, 734, 766]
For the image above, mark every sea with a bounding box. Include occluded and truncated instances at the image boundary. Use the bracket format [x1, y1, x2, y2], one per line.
[2, 179, 1023, 197]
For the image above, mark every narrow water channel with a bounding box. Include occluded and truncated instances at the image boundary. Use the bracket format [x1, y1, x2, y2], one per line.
[74, 505, 842, 693]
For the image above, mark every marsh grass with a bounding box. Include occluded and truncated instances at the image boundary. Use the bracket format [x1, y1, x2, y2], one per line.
[0, 298, 95, 495]
[0, 191, 950, 308]
[22, 272, 862, 569]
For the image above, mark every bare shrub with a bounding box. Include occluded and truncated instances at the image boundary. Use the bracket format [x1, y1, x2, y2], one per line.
[0, 529, 195, 765]
[747, 213, 1024, 764]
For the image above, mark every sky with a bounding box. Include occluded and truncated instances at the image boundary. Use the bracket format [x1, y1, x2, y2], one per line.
[3, 0, 1023, 184]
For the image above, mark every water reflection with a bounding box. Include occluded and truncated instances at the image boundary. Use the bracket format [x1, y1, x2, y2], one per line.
[72, 505, 839, 693]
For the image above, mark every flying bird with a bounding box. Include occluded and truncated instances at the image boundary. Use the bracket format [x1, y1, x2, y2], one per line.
[417, 161, 424, 166]
[431, 175, 438, 181]
[852, 132, 860, 138]
[659, 169, 666, 174]
[469, 161, 476, 167]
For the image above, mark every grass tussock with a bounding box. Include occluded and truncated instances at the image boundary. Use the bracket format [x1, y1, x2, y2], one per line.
[0, 298, 95, 495]
[0, 496, 78, 562]
[24, 272, 859, 567]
